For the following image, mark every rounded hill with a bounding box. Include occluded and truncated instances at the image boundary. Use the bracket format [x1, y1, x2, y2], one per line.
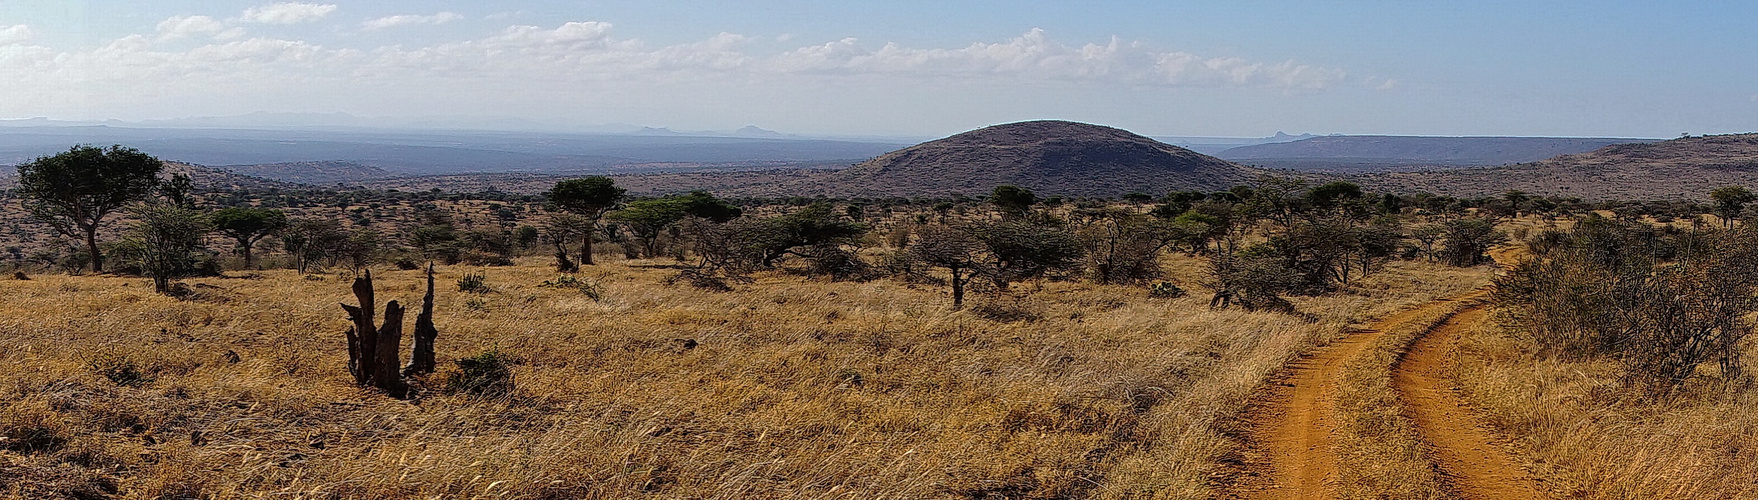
[821, 120, 1261, 197]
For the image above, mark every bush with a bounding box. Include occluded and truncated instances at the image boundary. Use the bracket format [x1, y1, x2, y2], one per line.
[446, 350, 514, 397]
[1494, 216, 1758, 389]
[457, 271, 491, 294]
[539, 275, 602, 300]
[1149, 282, 1186, 298]
[86, 350, 150, 387]
[392, 257, 422, 271]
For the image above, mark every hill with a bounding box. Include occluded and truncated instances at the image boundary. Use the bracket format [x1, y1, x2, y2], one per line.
[816, 120, 1261, 197]
[1356, 133, 1758, 200]
[1220, 135, 1657, 173]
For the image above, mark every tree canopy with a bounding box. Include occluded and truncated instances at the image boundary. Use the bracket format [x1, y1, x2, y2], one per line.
[210, 207, 288, 269]
[16, 145, 164, 273]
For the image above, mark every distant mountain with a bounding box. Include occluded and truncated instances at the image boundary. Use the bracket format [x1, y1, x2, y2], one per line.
[733, 125, 786, 138]
[0, 126, 906, 179]
[219, 161, 391, 185]
[1356, 134, 1758, 200]
[1154, 131, 1317, 155]
[816, 120, 1261, 197]
[1220, 135, 1659, 172]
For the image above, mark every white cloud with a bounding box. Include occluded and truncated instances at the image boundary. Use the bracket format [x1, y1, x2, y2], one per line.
[0, 23, 1355, 124]
[156, 16, 227, 41]
[0, 25, 34, 45]
[773, 29, 1346, 90]
[1376, 78, 1399, 91]
[362, 12, 464, 30]
[241, 3, 338, 24]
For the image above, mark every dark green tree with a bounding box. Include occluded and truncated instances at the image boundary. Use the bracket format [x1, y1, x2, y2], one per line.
[15, 145, 164, 272]
[966, 219, 1084, 290]
[608, 198, 690, 259]
[546, 177, 625, 265]
[159, 173, 196, 209]
[209, 207, 287, 269]
[990, 185, 1037, 217]
[1710, 186, 1755, 228]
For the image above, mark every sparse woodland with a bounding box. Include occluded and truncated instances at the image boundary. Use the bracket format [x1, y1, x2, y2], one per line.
[2, 145, 1757, 498]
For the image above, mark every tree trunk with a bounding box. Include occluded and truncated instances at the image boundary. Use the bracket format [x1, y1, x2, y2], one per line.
[951, 267, 966, 309]
[581, 223, 595, 265]
[85, 227, 102, 273]
[405, 264, 440, 377]
[240, 238, 256, 269]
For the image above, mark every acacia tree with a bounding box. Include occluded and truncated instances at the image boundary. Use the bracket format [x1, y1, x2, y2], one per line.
[1711, 186, 1754, 228]
[210, 207, 287, 269]
[989, 185, 1037, 218]
[547, 177, 625, 265]
[120, 205, 211, 294]
[282, 218, 347, 274]
[609, 191, 743, 259]
[966, 218, 1084, 290]
[908, 224, 987, 309]
[16, 145, 164, 273]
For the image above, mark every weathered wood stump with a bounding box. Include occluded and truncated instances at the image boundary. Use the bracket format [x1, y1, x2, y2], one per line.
[404, 263, 440, 377]
[341, 270, 407, 396]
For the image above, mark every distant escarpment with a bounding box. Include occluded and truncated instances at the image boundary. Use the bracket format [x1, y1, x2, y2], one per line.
[1356, 133, 1758, 200]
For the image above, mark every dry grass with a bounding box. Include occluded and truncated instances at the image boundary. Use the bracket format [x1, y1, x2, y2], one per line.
[1455, 310, 1758, 499]
[1, 256, 1482, 499]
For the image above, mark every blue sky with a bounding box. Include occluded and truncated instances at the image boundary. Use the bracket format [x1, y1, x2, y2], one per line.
[1, 1, 1754, 137]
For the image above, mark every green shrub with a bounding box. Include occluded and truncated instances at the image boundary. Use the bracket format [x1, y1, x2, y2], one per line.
[1149, 282, 1187, 298]
[457, 271, 490, 294]
[446, 350, 514, 397]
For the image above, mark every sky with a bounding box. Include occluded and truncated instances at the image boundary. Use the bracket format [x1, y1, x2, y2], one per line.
[0, 1, 1754, 138]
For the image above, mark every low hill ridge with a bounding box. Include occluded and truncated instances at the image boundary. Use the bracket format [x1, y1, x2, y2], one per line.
[819, 120, 1260, 197]
[1358, 133, 1758, 200]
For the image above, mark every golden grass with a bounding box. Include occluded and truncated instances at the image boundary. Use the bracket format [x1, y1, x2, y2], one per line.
[1455, 310, 1758, 499]
[1, 256, 1484, 499]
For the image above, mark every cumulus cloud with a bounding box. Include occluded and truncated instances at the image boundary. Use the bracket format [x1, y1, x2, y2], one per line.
[773, 29, 1345, 90]
[362, 12, 464, 30]
[156, 16, 227, 41]
[241, 3, 338, 24]
[0, 22, 1357, 121]
[0, 25, 34, 45]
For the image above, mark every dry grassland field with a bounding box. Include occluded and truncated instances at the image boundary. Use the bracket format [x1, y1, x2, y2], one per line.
[1, 248, 1488, 499]
[1457, 305, 1758, 499]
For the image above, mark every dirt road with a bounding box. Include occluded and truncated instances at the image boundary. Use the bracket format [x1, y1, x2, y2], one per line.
[1396, 305, 1547, 499]
[1227, 248, 1547, 499]
[1227, 292, 1484, 499]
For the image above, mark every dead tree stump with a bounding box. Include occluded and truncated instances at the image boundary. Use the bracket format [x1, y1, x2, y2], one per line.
[341, 269, 408, 396]
[405, 263, 440, 377]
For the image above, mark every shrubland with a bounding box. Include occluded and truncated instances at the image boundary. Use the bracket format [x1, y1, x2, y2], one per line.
[1, 153, 1515, 498]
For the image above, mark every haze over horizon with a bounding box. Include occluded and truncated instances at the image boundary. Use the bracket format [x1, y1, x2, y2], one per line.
[2, 1, 1753, 138]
